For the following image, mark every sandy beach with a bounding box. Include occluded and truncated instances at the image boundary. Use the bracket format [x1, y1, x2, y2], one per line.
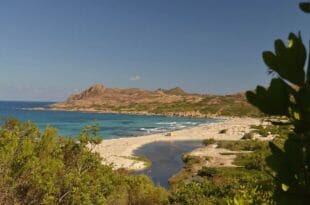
[93, 117, 263, 170]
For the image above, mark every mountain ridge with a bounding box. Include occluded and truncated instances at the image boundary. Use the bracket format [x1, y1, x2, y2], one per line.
[50, 84, 262, 118]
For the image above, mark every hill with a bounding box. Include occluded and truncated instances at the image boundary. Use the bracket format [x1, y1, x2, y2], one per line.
[50, 84, 262, 118]
[156, 87, 188, 95]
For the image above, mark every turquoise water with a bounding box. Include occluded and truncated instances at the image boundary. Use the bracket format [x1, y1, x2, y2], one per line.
[0, 101, 218, 139]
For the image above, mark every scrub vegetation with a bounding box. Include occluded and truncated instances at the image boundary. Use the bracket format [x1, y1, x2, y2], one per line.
[1, 118, 300, 205]
[0, 119, 168, 205]
[167, 123, 292, 205]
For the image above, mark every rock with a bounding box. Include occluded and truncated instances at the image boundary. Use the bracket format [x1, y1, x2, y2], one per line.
[52, 84, 203, 109]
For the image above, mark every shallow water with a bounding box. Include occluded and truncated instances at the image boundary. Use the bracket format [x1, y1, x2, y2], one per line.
[0, 101, 217, 138]
[1, 101, 207, 188]
[134, 140, 203, 189]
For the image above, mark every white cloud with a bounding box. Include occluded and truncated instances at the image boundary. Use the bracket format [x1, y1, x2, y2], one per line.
[130, 75, 141, 81]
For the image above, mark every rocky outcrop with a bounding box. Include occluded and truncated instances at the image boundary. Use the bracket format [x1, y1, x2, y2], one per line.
[52, 84, 202, 109]
[156, 87, 187, 96]
[67, 84, 106, 101]
[48, 84, 260, 118]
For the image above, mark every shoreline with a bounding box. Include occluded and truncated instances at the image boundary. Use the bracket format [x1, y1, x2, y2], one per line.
[21, 106, 229, 119]
[93, 117, 262, 171]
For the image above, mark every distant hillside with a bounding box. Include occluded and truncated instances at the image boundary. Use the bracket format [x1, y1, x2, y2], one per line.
[156, 87, 187, 96]
[50, 84, 262, 118]
[54, 84, 202, 107]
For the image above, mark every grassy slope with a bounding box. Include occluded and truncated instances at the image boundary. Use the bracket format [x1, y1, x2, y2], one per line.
[91, 94, 263, 117]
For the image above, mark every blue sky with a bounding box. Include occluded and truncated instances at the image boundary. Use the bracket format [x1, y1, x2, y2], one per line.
[0, 0, 309, 101]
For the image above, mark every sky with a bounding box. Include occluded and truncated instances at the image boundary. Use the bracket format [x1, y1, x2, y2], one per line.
[0, 0, 309, 101]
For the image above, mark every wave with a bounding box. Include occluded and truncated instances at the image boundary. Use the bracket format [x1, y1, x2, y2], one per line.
[156, 121, 198, 126]
[140, 121, 200, 135]
[140, 127, 170, 134]
[183, 122, 198, 125]
[156, 122, 177, 125]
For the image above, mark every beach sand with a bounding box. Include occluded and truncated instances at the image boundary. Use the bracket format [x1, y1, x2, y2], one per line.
[93, 117, 263, 170]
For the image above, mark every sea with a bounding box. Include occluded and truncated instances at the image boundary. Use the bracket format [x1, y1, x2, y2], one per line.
[0, 101, 217, 139]
[0, 101, 221, 188]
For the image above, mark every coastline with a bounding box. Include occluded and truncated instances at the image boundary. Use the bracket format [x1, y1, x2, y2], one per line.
[21, 106, 224, 119]
[93, 117, 262, 171]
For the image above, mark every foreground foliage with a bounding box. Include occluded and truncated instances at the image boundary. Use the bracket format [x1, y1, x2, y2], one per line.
[168, 126, 281, 204]
[0, 120, 304, 204]
[246, 31, 310, 200]
[168, 123, 306, 204]
[0, 119, 168, 205]
[1, 118, 288, 205]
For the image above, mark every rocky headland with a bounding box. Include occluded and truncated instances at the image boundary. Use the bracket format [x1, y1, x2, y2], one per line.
[45, 84, 261, 118]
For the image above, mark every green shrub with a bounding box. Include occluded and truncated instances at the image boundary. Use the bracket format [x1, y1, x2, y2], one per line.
[217, 140, 267, 151]
[124, 175, 169, 205]
[182, 155, 202, 165]
[235, 153, 266, 171]
[226, 185, 275, 205]
[198, 167, 218, 178]
[0, 119, 169, 205]
[170, 180, 230, 205]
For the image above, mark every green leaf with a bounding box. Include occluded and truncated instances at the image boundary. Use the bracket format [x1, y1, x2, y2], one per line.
[293, 112, 300, 120]
[246, 78, 290, 116]
[262, 33, 306, 86]
[281, 184, 289, 192]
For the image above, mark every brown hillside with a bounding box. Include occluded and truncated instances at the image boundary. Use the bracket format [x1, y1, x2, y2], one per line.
[50, 84, 261, 117]
[52, 84, 202, 109]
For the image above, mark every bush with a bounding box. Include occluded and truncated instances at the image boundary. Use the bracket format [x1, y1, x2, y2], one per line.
[217, 140, 267, 151]
[124, 175, 169, 205]
[170, 181, 224, 205]
[0, 119, 169, 205]
[182, 155, 201, 164]
[198, 167, 218, 178]
[244, 153, 265, 171]
[226, 185, 275, 205]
